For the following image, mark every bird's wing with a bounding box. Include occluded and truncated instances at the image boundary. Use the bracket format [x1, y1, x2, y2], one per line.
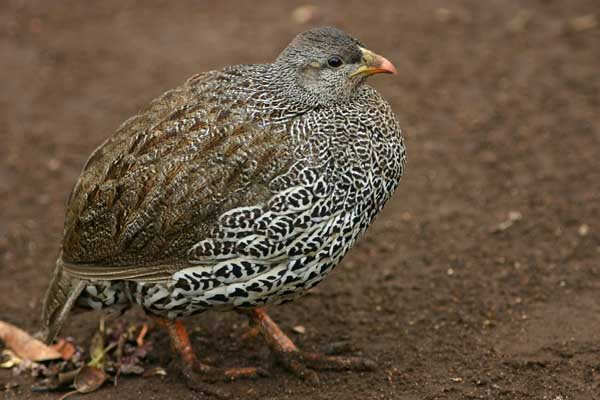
[61, 70, 300, 280]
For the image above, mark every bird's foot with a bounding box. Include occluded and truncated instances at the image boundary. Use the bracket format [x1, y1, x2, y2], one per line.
[241, 308, 376, 383]
[273, 349, 375, 383]
[191, 361, 268, 382]
[176, 366, 231, 399]
[176, 359, 266, 398]
[152, 316, 266, 396]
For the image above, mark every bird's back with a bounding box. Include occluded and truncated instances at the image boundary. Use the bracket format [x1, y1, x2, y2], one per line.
[61, 66, 302, 270]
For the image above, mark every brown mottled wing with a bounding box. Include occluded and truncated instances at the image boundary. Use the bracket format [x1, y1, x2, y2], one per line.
[61, 71, 295, 280]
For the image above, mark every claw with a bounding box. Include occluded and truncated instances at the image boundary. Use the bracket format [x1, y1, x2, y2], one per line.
[274, 351, 320, 383]
[152, 316, 266, 389]
[320, 340, 358, 355]
[182, 375, 232, 399]
[302, 352, 377, 371]
[241, 308, 377, 381]
[201, 365, 269, 382]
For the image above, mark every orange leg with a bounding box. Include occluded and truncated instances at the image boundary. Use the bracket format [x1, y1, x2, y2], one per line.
[151, 316, 266, 395]
[161, 319, 198, 369]
[238, 324, 261, 342]
[247, 308, 299, 352]
[241, 308, 376, 382]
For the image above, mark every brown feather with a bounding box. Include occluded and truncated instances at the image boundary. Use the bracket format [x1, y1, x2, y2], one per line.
[61, 71, 296, 271]
[41, 256, 86, 343]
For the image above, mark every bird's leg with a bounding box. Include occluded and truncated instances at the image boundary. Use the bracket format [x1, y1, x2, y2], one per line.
[241, 308, 376, 382]
[151, 316, 265, 395]
[238, 323, 261, 341]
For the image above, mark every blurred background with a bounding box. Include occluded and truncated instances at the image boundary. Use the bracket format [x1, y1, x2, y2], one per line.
[1, 1, 599, 399]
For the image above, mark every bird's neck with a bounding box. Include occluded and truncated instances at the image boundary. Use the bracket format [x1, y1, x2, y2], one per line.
[266, 62, 356, 109]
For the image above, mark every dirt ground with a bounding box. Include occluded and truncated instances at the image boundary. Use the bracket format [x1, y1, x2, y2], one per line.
[1, 1, 599, 399]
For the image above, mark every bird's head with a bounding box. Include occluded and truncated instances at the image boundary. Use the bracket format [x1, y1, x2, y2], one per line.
[275, 26, 396, 106]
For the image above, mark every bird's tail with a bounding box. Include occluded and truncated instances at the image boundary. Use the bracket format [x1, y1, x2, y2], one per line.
[40, 255, 86, 344]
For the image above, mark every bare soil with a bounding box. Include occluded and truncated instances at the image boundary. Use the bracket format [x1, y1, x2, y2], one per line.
[1, 1, 599, 399]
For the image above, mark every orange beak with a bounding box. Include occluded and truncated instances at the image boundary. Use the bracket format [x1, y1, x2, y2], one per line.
[350, 47, 397, 77]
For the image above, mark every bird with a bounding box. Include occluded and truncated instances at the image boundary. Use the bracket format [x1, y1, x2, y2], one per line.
[41, 26, 406, 390]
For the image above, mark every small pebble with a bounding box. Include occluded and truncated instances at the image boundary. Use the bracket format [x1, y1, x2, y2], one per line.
[568, 15, 597, 32]
[508, 211, 522, 221]
[507, 10, 532, 33]
[292, 325, 306, 334]
[292, 5, 318, 24]
[435, 8, 453, 23]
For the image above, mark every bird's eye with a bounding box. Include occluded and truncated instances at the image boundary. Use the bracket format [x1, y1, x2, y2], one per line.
[327, 56, 344, 68]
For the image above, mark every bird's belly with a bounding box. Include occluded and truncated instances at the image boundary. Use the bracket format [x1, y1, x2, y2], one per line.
[131, 220, 364, 320]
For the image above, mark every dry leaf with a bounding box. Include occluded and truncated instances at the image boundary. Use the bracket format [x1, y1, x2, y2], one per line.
[31, 368, 81, 392]
[0, 349, 22, 368]
[29, 319, 155, 393]
[51, 339, 76, 361]
[74, 366, 107, 393]
[0, 320, 61, 362]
